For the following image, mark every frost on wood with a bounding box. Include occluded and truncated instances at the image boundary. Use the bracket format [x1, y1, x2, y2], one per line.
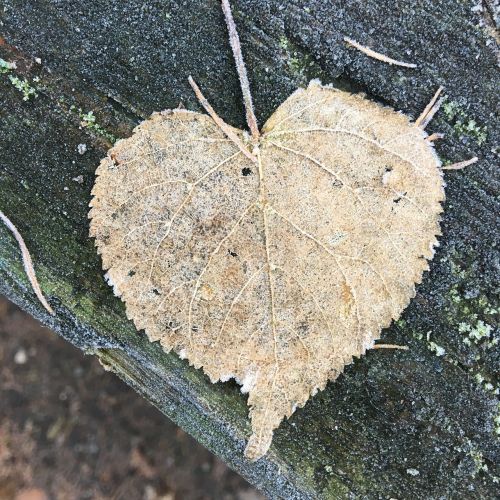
[89, 81, 444, 460]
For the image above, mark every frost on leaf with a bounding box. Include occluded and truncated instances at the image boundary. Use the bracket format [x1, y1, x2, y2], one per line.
[89, 81, 444, 460]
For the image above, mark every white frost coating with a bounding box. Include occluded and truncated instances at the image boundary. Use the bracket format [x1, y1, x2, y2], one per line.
[429, 241, 437, 257]
[308, 78, 323, 89]
[240, 370, 258, 394]
[363, 330, 376, 352]
[407, 468, 420, 476]
[105, 272, 121, 297]
[220, 372, 235, 382]
[382, 170, 392, 185]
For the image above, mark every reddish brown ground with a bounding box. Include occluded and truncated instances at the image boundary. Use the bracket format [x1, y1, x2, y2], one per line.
[0, 296, 263, 500]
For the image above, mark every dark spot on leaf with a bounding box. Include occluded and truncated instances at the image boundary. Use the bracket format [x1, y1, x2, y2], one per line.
[152, 288, 161, 295]
[167, 319, 180, 331]
[393, 191, 407, 204]
[298, 321, 309, 333]
[228, 249, 238, 257]
[110, 152, 121, 165]
[128, 270, 136, 277]
[242, 167, 252, 176]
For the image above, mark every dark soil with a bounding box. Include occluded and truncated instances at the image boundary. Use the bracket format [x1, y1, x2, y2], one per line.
[0, 296, 263, 500]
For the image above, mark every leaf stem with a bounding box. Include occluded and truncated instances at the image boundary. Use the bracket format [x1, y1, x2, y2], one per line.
[221, 0, 260, 141]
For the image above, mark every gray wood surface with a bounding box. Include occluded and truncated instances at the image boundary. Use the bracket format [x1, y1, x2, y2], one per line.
[0, 1, 498, 497]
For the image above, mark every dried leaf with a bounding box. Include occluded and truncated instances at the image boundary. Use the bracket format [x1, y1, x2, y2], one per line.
[89, 80, 444, 460]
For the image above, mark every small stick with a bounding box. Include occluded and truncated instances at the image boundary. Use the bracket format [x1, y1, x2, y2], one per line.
[425, 132, 445, 142]
[372, 343, 409, 350]
[416, 86, 443, 128]
[188, 76, 256, 163]
[221, 0, 260, 141]
[343, 36, 417, 68]
[443, 156, 478, 170]
[0, 210, 54, 315]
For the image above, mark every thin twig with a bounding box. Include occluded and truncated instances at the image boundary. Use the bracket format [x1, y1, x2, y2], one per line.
[415, 86, 443, 128]
[221, 0, 260, 141]
[443, 156, 478, 170]
[372, 343, 409, 350]
[0, 210, 54, 315]
[343, 36, 417, 68]
[188, 76, 256, 162]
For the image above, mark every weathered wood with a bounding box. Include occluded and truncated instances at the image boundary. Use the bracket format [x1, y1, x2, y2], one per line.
[0, 1, 498, 497]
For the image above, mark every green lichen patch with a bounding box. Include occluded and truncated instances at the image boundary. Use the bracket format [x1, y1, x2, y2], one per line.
[459, 320, 496, 348]
[429, 340, 446, 357]
[473, 373, 499, 396]
[442, 98, 488, 145]
[74, 108, 117, 144]
[0, 57, 16, 74]
[494, 404, 500, 436]
[278, 35, 325, 84]
[0, 57, 39, 100]
[8, 75, 38, 101]
[470, 448, 489, 477]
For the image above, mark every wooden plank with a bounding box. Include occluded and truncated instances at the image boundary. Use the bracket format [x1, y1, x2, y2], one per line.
[0, 1, 498, 497]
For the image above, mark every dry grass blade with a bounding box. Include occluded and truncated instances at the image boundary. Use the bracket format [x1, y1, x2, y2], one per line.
[344, 36, 418, 68]
[0, 210, 54, 315]
[425, 132, 445, 142]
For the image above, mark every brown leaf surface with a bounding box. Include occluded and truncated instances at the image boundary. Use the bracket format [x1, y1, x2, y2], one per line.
[89, 81, 444, 460]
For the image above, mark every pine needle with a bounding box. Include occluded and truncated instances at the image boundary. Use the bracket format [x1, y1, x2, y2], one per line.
[0, 210, 54, 315]
[416, 86, 444, 128]
[344, 36, 417, 68]
[425, 132, 445, 142]
[443, 156, 478, 170]
[373, 343, 409, 350]
[221, 0, 260, 140]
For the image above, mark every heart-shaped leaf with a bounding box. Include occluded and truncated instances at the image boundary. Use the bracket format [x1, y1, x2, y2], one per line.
[89, 80, 444, 459]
